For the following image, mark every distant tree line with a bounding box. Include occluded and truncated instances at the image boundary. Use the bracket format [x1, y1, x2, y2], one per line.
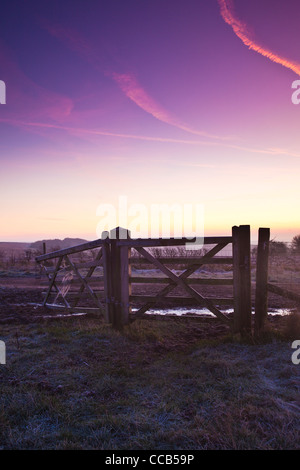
[252, 234, 300, 257]
[291, 235, 300, 253]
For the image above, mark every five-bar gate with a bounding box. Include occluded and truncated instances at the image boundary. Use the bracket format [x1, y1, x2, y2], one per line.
[36, 225, 253, 336]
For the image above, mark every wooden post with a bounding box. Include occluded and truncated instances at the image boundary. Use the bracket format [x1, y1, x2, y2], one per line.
[255, 228, 270, 336]
[43, 242, 46, 255]
[119, 242, 131, 325]
[232, 225, 252, 337]
[239, 225, 252, 337]
[109, 234, 118, 329]
[102, 235, 113, 323]
[110, 227, 131, 330]
[232, 225, 241, 334]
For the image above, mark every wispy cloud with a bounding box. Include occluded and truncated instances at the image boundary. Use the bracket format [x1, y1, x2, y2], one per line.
[3, 18, 299, 161]
[40, 20, 234, 142]
[111, 72, 232, 141]
[218, 0, 300, 76]
[1, 118, 300, 158]
[0, 118, 223, 145]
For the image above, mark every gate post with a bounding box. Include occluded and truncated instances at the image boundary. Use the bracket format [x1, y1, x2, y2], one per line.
[110, 227, 131, 330]
[254, 228, 270, 336]
[232, 225, 240, 334]
[232, 225, 252, 337]
[102, 231, 113, 323]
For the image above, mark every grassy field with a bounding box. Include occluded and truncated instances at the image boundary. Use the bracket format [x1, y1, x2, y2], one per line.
[0, 243, 299, 450]
[0, 315, 299, 450]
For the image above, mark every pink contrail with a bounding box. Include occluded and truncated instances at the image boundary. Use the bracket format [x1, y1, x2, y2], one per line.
[2, 118, 300, 158]
[0, 118, 226, 145]
[111, 72, 231, 140]
[218, 0, 300, 76]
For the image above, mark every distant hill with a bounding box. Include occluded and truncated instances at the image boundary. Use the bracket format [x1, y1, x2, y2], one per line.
[29, 238, 88, 253]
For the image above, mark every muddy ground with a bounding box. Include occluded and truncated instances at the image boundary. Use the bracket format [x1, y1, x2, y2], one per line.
[0, 277, 297, 343]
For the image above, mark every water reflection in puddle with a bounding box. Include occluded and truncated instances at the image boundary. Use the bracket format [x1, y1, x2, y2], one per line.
[132, 307, 292, 317]
[12, 303, 293, 318]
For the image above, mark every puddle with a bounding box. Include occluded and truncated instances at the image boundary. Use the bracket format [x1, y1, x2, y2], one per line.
[11, 303, 293, 318]
[132, 306, 293, 317]
[41, 312, 88, 318]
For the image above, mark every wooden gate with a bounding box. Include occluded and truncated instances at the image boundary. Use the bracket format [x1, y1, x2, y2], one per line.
[36, 225, 253, 335]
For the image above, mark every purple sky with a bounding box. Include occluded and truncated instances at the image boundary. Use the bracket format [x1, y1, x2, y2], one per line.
[1, 0, 300, 242]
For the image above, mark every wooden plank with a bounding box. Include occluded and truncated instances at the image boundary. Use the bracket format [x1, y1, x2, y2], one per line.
[267, 283, 300, 303]
[42, 290, 104, 296]
[64, 277, 104, 284]
[135, 247, 231, 323]
[36, 238, 105, 262]
[117, 236, 232, 247]
[50, 277, 104, 286]
[130, 257, 233, 265]
[130, 295, 234, 305]
[130, 277, 233, 285]
[255, 228, 270, 335]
